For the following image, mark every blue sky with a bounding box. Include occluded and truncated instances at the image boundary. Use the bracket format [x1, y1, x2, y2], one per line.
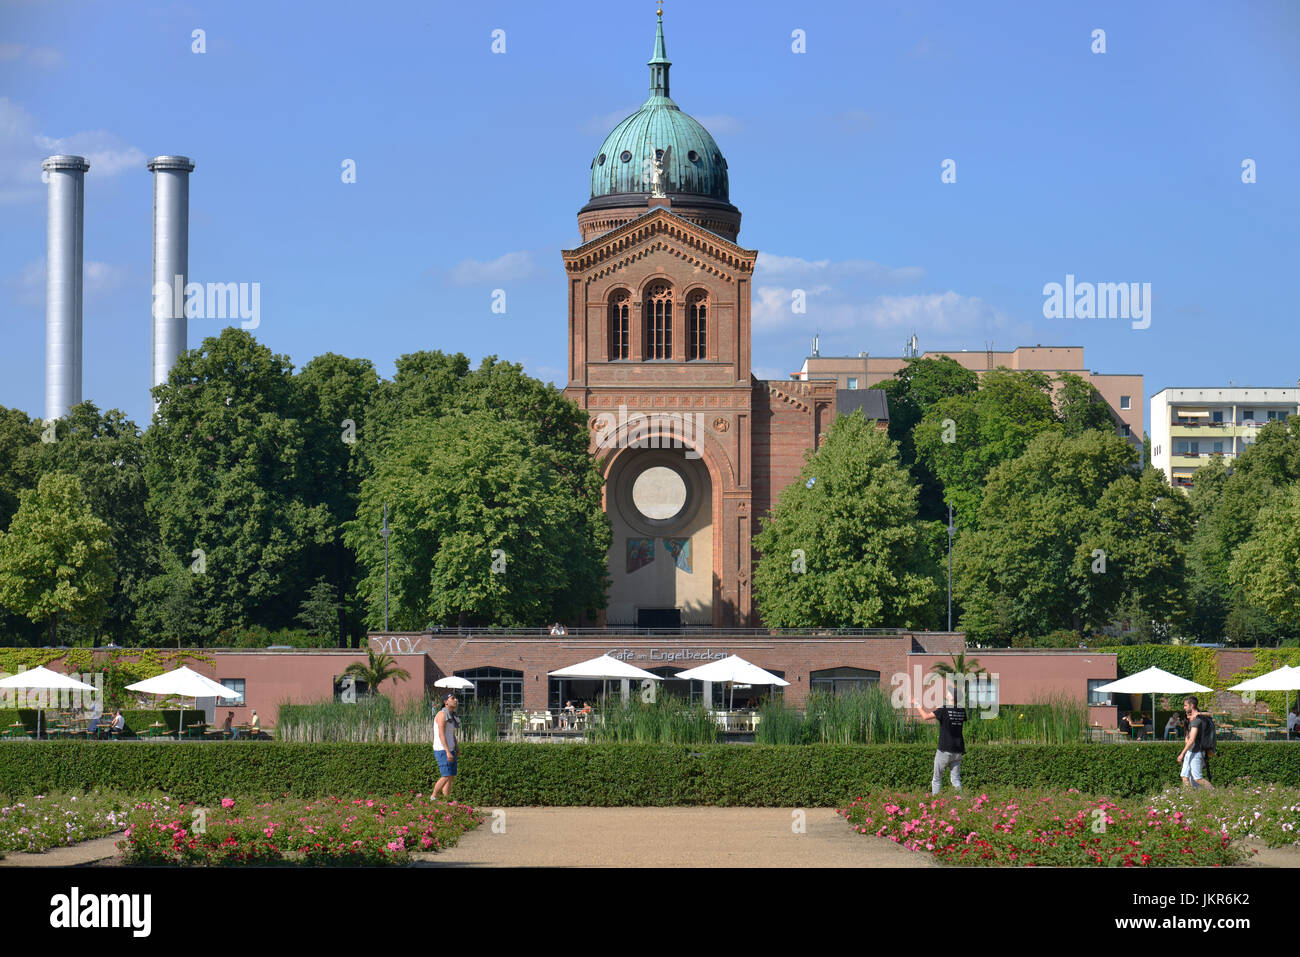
[2, 0, 1297, 430]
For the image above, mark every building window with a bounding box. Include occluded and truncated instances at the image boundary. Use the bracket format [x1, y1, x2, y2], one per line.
[608, 292, 630, 359]
[456, 666, 523, 714]
[644, 282, 673, 359]
[220, 679, 245, 703]
[810, 667, 880, 696]
[687, 291, 707, 360]
[1213, 441, 1223, 453]
[1242, 410, 1255, 423]
[1212, 410, 1223, 423]
[847, 377, 859, 389]
[1268, 410, 1288, 422]
[1121, 424, 1131, 437]
[1120, 395, 1131, 410]
[1087, 679, 1113, 706]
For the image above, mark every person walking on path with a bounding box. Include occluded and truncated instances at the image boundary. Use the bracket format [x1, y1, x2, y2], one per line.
[1177, 695, 1215, 790]
[915, 684, 967, 796]
[432, 693, 461, 799]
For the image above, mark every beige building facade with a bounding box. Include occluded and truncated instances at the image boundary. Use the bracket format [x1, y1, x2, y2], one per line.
[793, 344, 1143, 449]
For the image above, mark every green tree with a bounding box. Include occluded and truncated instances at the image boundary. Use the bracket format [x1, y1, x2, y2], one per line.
[1056, 372, 1117, 437]
[340, 648, 411, 697]
[914, 368, 1060, 523]
[344, 411, 610, 628]
[142, 329, 332, 636]
[297, 353, 381, 646]
[132, 547, 204, 647]
[1229, 483, 1300, 628]
[0, 472, 115, 644]
[360, 350, 471, 473]
[1078, 468, 1193, 639]
[27, 402, 155, 644]
[297, 577, 342, 638]
[752, 411, 941, 628]
[953, 429, 1138, 644]
[1184, 420, 1300, 643]
[0, 406, 40, 530]
[880, 356, 979, 521]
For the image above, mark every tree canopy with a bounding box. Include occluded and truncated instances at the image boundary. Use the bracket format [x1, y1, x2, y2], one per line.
[753, 411, 941, 628]
[0, 472, 115, 644]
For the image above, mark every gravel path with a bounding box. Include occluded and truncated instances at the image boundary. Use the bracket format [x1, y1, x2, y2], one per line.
[0, 833, 123, 867]
[411, 807, 934, 867]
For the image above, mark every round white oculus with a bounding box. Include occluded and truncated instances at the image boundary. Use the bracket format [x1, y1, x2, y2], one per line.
[631, 466, 688, 520]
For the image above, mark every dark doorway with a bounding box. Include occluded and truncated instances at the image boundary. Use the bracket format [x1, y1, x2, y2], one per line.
[637, 608, 682, 628]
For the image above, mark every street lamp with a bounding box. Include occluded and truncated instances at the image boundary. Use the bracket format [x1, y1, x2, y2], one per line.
[380, 503, 391, 633]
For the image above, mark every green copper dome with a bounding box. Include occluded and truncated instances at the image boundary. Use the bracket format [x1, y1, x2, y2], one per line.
[588, 11, 730, 204]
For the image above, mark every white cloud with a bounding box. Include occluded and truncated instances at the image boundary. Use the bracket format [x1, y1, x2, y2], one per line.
[755, 253, 923, 283]
[445, 250, 538, 286]
[753, 286, 1008, 338]
[9, 259, 129, 306]
[0, 98, 147, 204]
[35, 132, 147, 177]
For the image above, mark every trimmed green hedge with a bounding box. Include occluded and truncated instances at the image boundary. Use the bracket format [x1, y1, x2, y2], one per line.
[0, 741, 1296, 805]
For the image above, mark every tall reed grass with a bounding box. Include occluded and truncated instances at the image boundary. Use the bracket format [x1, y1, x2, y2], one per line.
[754, 689, 1091, 746]
[585, 694, 719, 744]
[276, 695, 499, 743]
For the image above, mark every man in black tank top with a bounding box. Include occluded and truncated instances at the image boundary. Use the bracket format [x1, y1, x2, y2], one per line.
[916, 684, 967, 795]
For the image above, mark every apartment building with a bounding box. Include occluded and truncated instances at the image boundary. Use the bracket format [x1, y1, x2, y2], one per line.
[1150, 387, 1300, 488]
[793, 343, 1143, 448]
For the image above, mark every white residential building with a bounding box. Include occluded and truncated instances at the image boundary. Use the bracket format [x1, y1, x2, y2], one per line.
[1151, 387, 1300, 488]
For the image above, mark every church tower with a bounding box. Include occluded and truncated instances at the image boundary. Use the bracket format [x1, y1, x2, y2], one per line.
[562, 10, 834, 627]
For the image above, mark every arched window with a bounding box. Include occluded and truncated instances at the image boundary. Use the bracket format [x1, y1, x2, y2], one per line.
[608, 291, 630, 360]
[644, 282, 673, 360]
[687, 291, 707, 360]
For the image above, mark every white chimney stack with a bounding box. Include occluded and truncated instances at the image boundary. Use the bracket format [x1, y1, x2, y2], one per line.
[43, 155, 89, 422]
[148, 155, 195, 410]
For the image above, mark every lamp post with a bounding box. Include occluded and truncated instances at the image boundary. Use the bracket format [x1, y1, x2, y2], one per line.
[947, 503, 955, 632]
[381, 503, 391, 632]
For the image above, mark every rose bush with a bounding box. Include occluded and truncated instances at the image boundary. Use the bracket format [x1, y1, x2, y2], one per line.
[840, 788, 1244, 866]
[118, 793, 483, 866]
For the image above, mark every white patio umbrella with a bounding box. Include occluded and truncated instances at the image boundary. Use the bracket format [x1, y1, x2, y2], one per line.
[127, 666, 243, 739]
[433, 676, 475, 709]
[1230, 666, 1300, 735]
[549, 655, 661, 708]
[1093, 667, 1212, 734]
[0, 666, 97, 739]
[674, 655, 790, 711]
[434, 676, 475, 690]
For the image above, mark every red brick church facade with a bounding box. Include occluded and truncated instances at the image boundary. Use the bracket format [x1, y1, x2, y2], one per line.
[561, 14, 836, 626]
